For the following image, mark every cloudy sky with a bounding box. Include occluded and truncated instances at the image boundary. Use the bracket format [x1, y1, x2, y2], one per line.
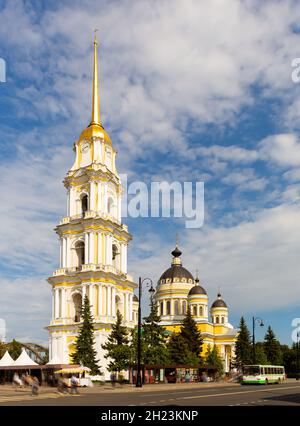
[1, 0, 300, 345]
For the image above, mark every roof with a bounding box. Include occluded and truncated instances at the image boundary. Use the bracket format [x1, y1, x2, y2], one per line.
[188, 285, 207, 296]
[159, 264, 194, 283]
[211, 293, 227, 308]
[0, 351, 14, 367]
[13, 349, 38, 366]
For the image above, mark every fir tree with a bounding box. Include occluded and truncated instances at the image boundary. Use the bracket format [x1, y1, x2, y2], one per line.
[8, 339, 23, 360]
[180, 307, 203, 360]
[255, 342, 268, 365]
[102, 310, 131, 373]
[264, 326, 282, 365]
[142, 304, 169, 365]
[71, 295, 100, 375]
[205, 345, 224, 376]
[235, 317, 252, 367]
[167, 333, 199, 366]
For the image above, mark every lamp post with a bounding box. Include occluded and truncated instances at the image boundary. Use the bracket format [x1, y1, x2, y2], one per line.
[296, 332, 300, 379]
[136, 277, 154, 388]
[252, 317, 264, 364]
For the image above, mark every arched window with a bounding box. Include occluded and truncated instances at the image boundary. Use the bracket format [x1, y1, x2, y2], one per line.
[216, 316, 220, 324]
[75, 240, 85, 267]
[115, 295, 123, 317]
[193, 305, 197, 316]
[73, 293, 82, 322]
[199, 306, 203, 316]
[182, 301, 187, 314]
[81, 194, 88, 215]
[221, 316, 225, 324]
[174, 300, 179, 315]
[112, 244, 120, 270]
[166, 301, 171, 315]
[160, 302, 164, 316]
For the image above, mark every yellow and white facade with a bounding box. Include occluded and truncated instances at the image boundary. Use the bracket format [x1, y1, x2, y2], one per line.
[46, 34, 137, 378]
[155, 246, 237, 372]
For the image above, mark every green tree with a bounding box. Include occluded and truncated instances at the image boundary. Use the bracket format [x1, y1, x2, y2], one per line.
[264, 326, 282, 365]
[180, 307, 203, 361]
[142, 304, 169, 365]
[235, 317, 252, 368]
[205, 345, 224, 376]
[255, 342, 268, 365]
[167, 333, 199, 366]
[8, 339, 23, 360]
[71, 295, 100, 375]
[102, 310, 131, 373]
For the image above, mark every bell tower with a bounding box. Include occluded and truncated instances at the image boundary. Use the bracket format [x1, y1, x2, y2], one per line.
[46, 33, 137, 377]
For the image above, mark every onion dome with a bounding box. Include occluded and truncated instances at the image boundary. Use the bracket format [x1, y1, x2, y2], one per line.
[211, 292, 227, 308]
[188, 275, 207, 295]
[158, 245, 194, 284]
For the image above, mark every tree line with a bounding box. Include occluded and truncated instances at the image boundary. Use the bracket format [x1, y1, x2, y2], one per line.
[235, 317, 299, 376]
[71, 296, 224, 376]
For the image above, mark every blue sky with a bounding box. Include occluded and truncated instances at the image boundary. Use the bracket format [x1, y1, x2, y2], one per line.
[0, 0, 300, 345]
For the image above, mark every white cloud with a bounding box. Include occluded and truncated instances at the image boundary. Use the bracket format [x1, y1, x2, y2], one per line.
[259, 134, 300, 167]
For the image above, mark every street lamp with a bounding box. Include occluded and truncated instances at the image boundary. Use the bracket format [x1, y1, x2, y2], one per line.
[136, 277, 155, 388]
[252, 317, 264, 364]
[296, 332, 300, 379]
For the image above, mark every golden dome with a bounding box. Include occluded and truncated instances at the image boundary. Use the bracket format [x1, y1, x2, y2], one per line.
[79, 123, 112, 146]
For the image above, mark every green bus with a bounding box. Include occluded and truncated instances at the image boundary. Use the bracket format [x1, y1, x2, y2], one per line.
[241, 365, 285, 385]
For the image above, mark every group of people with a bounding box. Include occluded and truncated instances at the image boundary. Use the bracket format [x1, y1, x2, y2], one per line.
[57, 374, 79, 395]
[12, 372, 40, 396]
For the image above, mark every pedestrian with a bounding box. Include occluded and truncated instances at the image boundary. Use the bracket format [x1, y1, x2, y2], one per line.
[70, 374, 79, 395]
[110, 372, 116, 388]
[31, 376, 39, 396]
[185, 371, 191, 383]
[12, 373, 23, 390]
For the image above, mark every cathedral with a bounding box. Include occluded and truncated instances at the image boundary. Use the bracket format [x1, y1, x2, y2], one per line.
[46, 35, 236, 377]
[154, 246, 237, 372]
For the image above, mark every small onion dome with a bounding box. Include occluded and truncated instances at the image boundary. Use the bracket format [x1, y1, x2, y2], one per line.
[211, 293, 227, 308]
[188, 285, 207, 296]
[158, 245, 194, 284]
[188, 275, 207, 295]
[133, 294, 139, 302]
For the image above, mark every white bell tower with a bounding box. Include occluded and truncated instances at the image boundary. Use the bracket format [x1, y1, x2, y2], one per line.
[46, 33, 137, 378]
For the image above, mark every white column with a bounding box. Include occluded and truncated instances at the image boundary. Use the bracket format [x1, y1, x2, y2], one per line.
[67, 189, 70, 216]
[122, 244, 127, 274]
[89, 232, 95, 264]
[59, 239, 62, 268]
[111, 287, 116, 317]
[65, 237, 70, 268]
[104, 183, 108, 213]
[90, 181, 95, 211]
[107, 285, 111, 316]
[106, 234, 112, 265]
[97, 182, 102, 212]
[55, 288, 59, 318]
[84, 233, 89, 264]
[89, 284, 94, 316]
[62, 238, 66, 268]
[129, 293, 133, 321]
[61, 288, 66, 318]
[97, 232, 102, 264]
[82, 284, 87, 300]
[125, 292, 129, 321]
[98, 284, 102, 316]
[52, 289, 55, 319]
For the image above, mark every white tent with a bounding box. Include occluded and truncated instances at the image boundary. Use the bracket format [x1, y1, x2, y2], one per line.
[0, 350, 14, 366]
[13, 348, 38, 366]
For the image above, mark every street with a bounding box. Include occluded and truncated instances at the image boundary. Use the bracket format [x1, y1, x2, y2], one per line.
[1, 381, 300, 406]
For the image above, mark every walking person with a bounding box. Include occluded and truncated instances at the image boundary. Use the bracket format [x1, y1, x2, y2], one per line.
[31, 376, 39, 396]
[70, 375, 79, 395]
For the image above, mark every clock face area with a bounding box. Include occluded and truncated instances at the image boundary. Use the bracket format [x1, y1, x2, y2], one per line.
[80, 141, 91, 167]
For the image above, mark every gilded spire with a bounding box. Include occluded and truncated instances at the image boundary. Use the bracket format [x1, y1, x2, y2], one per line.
[90, 30, 101, 126]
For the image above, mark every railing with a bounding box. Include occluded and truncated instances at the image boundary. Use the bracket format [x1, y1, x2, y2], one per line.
[59, 211, 124, 227]
[52, 263, 131, 279]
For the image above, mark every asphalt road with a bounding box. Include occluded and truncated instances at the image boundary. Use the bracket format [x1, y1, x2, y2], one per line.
[1, 382, 300, 406]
